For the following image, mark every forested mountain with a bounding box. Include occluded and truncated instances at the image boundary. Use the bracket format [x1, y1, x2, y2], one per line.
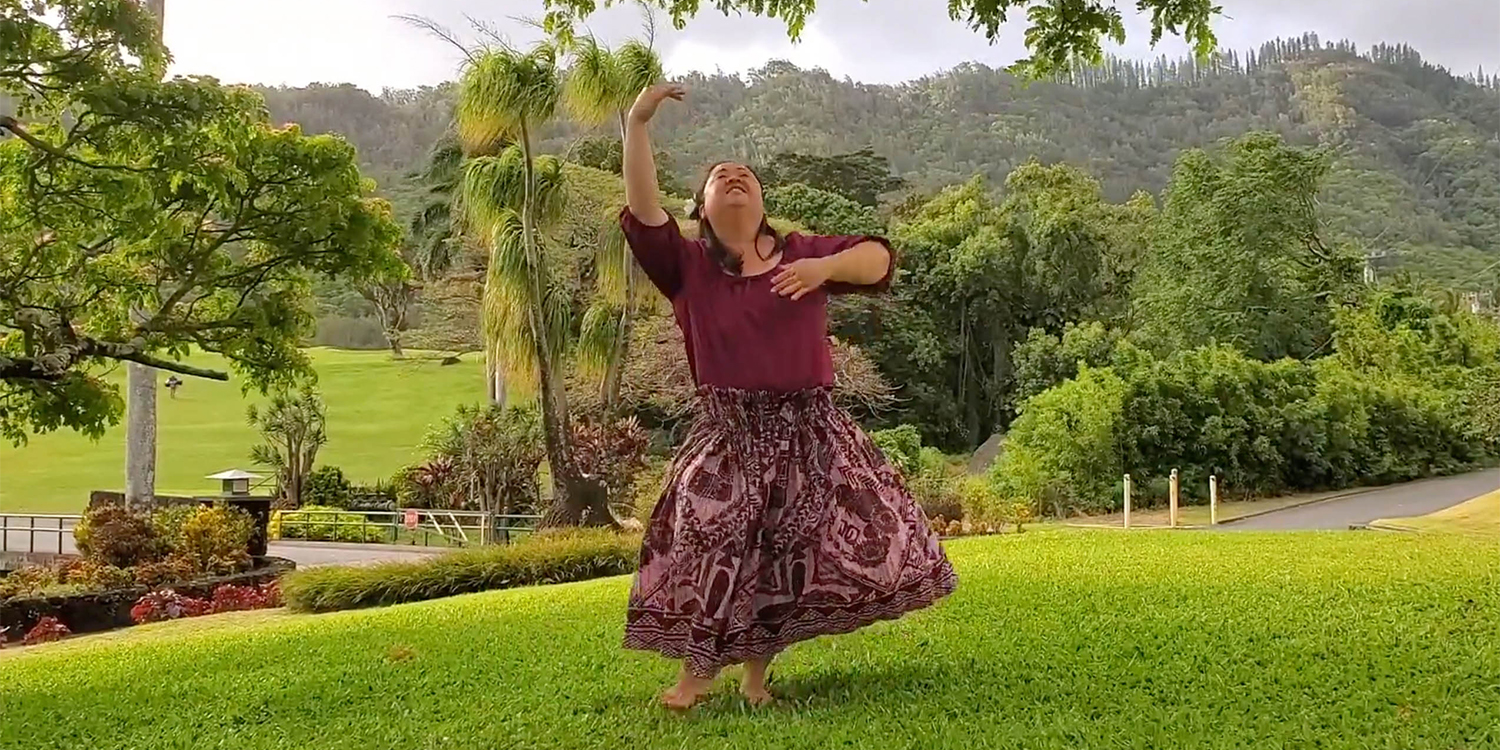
[257, 34, 1500, 289]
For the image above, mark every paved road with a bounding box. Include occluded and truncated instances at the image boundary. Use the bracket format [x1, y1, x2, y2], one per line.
[1223, 469, 1498, 531]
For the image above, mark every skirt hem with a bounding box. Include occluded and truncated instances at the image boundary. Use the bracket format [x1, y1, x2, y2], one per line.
[624, 560, 958, 678]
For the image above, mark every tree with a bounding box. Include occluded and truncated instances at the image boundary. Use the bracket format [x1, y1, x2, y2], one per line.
[419, 404, 545, 515]
[0, 2, 403, 446]
[764, 183, 885, 236]
[562, 34, 664, 413]
[247, 389, 328, 508]
[761, 148, 905, 207]
[1133, 132, 1361, 361]
[541, 0, 1221, 77]
[455, 42, 616, 527]
[358, 275, 418, 359]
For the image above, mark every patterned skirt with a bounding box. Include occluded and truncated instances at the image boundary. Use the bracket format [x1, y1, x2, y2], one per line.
[624, 386, 957, 678]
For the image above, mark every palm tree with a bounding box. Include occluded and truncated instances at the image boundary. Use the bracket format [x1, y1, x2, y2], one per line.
[456, 42, 615, 527]
[563, 35, 663, 413]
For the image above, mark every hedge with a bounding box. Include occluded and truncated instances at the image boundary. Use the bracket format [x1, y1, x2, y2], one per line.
[281, 529, 641, 613]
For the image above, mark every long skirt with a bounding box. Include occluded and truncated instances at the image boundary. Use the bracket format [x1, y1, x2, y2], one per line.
[624, 386, 957, 678]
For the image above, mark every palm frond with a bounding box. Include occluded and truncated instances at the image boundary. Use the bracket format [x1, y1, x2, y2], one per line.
[483, 213, 540, 397]
[614, 39, 663, 111]
[594, 224, 630, 305]
[575, 301, 623, 381]
[456, 44, 560, 154]
[460, 147, 528, 233]
[531, 154, 570, 229]
[562, 36, 622, 127]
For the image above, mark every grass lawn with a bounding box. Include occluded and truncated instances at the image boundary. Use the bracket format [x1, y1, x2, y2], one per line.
[1370, 489, 1500, 539]
[2, 530, 1496, 749]
[0, 348, 486, 515]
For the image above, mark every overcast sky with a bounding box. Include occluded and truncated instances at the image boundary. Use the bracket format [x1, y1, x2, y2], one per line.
[162, 0, 1499, 91]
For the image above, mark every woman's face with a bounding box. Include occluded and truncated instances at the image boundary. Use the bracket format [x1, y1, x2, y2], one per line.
[701, 161, 764, 223]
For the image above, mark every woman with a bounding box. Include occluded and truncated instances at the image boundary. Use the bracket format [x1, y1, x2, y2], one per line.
[620, 83, 957, 710]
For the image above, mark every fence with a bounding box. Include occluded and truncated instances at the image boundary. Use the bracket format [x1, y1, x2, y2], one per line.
[0, 514, 80, 556]
[271, 508, 544, 548]
[0, 509, 544, 557]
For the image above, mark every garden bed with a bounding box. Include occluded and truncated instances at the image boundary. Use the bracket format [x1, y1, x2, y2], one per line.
[1, 556, 295, 642]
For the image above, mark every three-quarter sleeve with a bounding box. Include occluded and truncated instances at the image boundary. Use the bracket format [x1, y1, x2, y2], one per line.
[795, 233, 898, 295]
[620, 206, 694, 299]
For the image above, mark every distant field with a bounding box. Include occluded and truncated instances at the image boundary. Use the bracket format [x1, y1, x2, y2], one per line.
[0, 349, 486, 514]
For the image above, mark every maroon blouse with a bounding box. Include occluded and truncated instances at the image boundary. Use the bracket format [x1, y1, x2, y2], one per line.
[620, 208, 893, 393]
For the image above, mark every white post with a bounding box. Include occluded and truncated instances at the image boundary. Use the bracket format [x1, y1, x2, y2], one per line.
[1210, 475, 1219, 526]
[1169, 469, 1180, 528]
[1123, 474, 1132, 529]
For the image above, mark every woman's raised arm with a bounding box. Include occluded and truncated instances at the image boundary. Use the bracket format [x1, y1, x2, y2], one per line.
[623, 83, 684, 227]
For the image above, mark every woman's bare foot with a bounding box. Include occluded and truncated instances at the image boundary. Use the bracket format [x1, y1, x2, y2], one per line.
[740, 657, 775, 707]
[660, 666, 717, 711]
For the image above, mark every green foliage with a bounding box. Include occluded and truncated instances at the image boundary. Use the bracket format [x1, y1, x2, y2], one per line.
[280, 529, 640, 612]
[457, 44, 561, 152]
[868, 425, 923, 478]
[174, 506, 254, 576]
[764, 183, 885, 236]
[270, 506, 387, 544]
[247, 388, 328, 508]
[0, 2, 403, 444]
[0, 564, 63, 600]
[74, 505, 161, 569]
[1011, 322, 1125, 408]
[414, 404, 545, 514]
[540, 0, 1220, 78]
[1133, 132, 1360, 361]
[62, 561, 135, 592]
[995, 365, 1127, 515]
[761, 148, 905, 207]
[304, 466, 355, 509]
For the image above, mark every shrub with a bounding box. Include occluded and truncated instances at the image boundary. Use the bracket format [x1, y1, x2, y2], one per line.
[130, 590, 212, 624]
[573, 413, 651, 506]
[176, 505, 254, 575]
[996, 365, 1127, 516]
[61, 561, 135, 591]
[417, 404, 544, 513]
[281, 529, 641, 613]
[270, 506, 387, 543]
[22, 616, 70, 645]
[869, 424, 923, 478]
[133, 555, 199, 588]
[954, 476, 1005, 528]
[210, 581, 282, 613]
[908, 447, 964, 521]
[304, 466, 354, 508]
[74, 504, 161, 568]
[0, 565, 60, 599]
[150, 505, 199, 554]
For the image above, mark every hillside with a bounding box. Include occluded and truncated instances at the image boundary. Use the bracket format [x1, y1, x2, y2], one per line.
[256, 34, 1500, 289]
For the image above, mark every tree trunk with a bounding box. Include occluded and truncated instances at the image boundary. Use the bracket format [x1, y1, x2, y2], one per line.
[124, 361, 156, 511]
[485, 351, 506, 409]
[518, 122, 617, 529]
[601, 114, 634, 413]
[387, 331, 405, 360]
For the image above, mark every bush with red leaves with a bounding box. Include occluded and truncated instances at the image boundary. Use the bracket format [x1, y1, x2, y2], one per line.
[23, 616, 71, 645]
[129, 590, 212, 624]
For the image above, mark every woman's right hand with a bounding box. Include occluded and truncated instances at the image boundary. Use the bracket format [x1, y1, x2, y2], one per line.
[629, 83, 685, 125]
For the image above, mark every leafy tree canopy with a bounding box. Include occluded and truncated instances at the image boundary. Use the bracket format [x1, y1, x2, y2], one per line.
[0, 1, 404, 443]
[541, 0, 1221, 76]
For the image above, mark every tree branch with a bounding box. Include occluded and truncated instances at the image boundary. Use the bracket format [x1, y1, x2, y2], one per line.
[0, 116, 148, 173]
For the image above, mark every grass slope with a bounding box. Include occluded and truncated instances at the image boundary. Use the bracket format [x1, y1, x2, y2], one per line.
[1370, 489, 1500, 539]
[2, 530, 1496, 750]
[0, 349, 485, 514]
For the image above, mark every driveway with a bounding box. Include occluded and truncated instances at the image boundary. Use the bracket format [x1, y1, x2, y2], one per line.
[1222, 469, 1499, 531]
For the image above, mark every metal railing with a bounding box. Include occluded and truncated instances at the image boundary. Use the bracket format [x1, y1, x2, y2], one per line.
[271, 509, 543, 548]
[0, 514, 81, 555]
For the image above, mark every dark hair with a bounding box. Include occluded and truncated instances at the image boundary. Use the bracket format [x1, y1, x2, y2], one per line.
[690, 161, 783, 275]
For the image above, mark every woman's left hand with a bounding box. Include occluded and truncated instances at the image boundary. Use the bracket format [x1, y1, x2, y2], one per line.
[771, 258, 832, 300]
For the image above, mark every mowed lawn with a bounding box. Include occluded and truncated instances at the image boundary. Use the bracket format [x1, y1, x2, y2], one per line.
[0, 349, 485, 514]
[2, 530, 1496, 750]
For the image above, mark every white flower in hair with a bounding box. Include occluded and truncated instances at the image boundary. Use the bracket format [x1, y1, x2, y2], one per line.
[684, 198, 698, 217]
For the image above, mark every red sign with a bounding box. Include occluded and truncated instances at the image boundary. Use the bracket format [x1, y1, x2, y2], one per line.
[403, 509, 419, 530]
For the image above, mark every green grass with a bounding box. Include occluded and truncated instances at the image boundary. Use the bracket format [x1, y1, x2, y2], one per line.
[0, 348, 486, 514]
[2, 530, 1496, 749]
